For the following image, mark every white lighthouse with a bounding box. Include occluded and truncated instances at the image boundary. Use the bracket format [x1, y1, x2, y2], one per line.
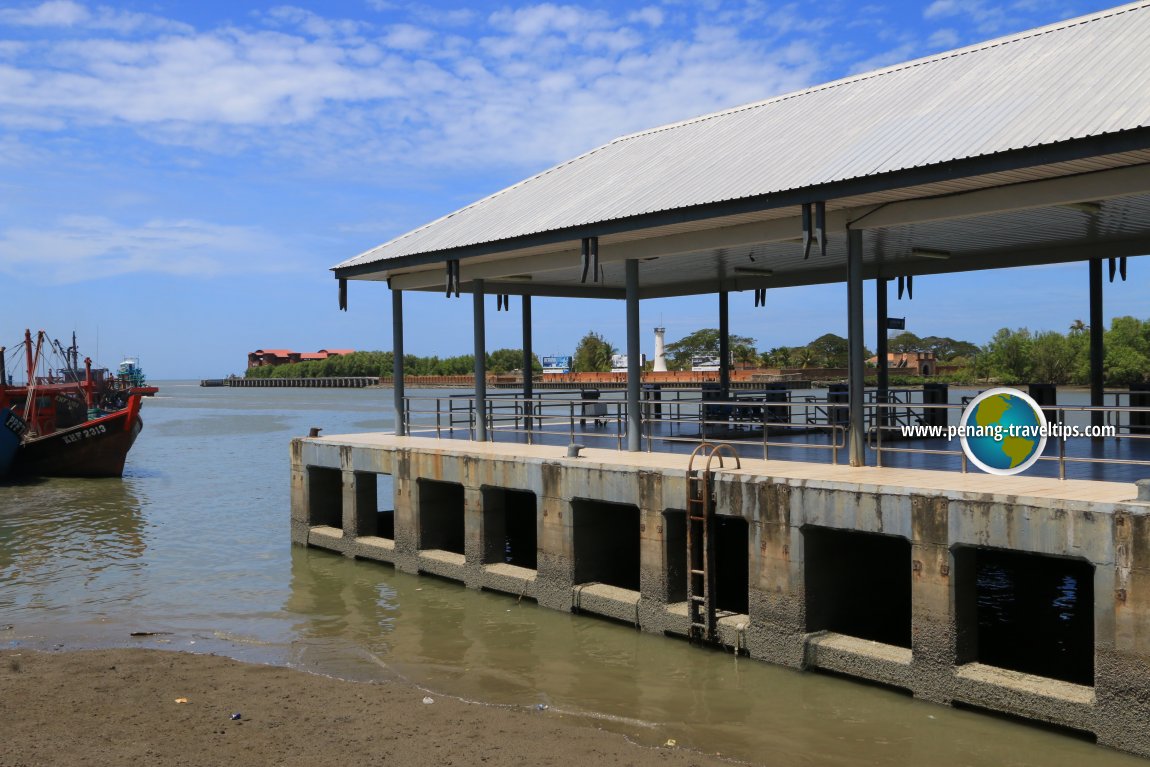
[653, 327, 667, 372]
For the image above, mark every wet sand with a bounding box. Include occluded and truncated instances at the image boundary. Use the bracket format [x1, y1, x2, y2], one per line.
[1, 648, 733, 767]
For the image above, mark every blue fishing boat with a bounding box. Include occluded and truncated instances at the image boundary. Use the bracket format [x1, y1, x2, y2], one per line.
[0, 406, 25, 478]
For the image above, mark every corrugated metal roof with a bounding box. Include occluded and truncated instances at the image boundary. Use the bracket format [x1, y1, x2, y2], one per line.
[337, 2, 1150, 273]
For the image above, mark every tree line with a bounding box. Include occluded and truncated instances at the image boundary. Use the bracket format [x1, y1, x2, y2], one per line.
[571, 317, 1150, 385]
[245, 350, 541, 378]
[246, 316, 1150, 386]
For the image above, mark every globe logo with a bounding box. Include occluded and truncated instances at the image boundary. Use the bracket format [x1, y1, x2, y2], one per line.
[959, 388, 1048, 475]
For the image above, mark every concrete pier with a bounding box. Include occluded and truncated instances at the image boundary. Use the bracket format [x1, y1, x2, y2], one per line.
[291, 433, 1150, 756]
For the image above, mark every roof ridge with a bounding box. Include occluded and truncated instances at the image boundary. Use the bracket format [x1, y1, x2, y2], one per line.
[609, 1, 1150, 144]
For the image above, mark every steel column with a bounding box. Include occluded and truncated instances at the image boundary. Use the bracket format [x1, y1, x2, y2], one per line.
[391, 288, 406, 436]
[719, 291, 730, 398]
[876, 277, 889, 424]
[522, 295, 533, 428]
[1090, 258, 1104, 434]
[626, 259, 641, 452]
[848, 229, 866, 467]
[473, 278, 488, 441]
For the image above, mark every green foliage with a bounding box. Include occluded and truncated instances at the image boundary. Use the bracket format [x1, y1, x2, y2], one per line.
[1101, 317, 1150, 386]
[984, 327, 1032, 383]
[888, 331, 978, 361]
[572, 331, 615, 373]
[1030, 331, 1076, 384]
[664, 328, 755, 371]
[244, 349, 539, 379]
[807, 333, 848, 368]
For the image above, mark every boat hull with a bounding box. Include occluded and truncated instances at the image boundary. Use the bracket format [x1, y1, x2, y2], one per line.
[1, 407, 25, 478]
[13, 404, 142, 478]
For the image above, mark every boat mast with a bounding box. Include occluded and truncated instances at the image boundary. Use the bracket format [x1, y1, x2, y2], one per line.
[24, 329, 33, 386]
[84, 357, 94, 414]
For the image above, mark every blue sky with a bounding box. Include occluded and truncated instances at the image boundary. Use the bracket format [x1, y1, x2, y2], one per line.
[0, 0, 1138, 378]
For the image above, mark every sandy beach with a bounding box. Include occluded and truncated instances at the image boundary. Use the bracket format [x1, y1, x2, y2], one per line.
[0, 648, 734, 767]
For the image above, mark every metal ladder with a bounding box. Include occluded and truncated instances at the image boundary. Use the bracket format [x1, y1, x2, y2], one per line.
[686, 442, 740, 643]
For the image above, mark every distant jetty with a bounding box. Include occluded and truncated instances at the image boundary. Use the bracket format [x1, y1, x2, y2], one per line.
[200, 372, 820, 390]
[200, 377, 379, 388]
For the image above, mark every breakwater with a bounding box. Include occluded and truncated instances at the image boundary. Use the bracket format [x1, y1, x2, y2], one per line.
[293, 432, 1150, 757]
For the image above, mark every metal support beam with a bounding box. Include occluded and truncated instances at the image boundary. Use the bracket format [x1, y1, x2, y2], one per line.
[391, 288, 405, 436]
[847, 229, 866, 467]
[876, 278, 889, 425]
[1090, 258, 1105, 434]
[626, 259, 641, 452]
[473, 279, 487, 441]
[719, 291, 730, 398]
[522, 295, 533, 430]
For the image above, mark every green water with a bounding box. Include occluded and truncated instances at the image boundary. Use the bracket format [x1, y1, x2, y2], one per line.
[0, 382, 1142, 766]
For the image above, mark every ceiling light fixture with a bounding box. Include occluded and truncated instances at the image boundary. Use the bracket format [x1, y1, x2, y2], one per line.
[910, 248, 951, 260]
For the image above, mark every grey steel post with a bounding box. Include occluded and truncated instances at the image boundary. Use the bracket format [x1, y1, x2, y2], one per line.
[391, 288, 406, 436]
[847, 228, 865, 467]
[876, 277, 889, 425]
[626, 259, 641, 452]
[522, 295, 533, 429]
[719, 291, 730, 398]
[473, 278, 488, 441]
[1089, 258, 1104, 435]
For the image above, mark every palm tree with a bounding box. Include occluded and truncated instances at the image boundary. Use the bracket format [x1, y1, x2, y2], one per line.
[1069, 319, 1087, 335]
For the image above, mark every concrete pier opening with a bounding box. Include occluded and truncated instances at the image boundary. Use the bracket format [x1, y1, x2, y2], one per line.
[482, 487, 537, 569]
[715, 516, 749, 615]
[354, 471, 394, 539]
[803, 527, 911, 648]
[573, 499, 640, 591]
[307, 467, 342, 529]
[955, 547, 1094, 686]
[417, 479, 465, 555]
[663, 510, 687, 603]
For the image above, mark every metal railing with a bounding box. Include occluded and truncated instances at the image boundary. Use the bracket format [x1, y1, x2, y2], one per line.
[400, 389, 1150, 480]
[870, 400, 1150, 479]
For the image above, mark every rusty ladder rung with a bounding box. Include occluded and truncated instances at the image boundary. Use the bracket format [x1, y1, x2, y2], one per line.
[685, 442, 741, 644]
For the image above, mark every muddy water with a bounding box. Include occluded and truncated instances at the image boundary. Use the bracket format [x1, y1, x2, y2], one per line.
[0, 383, 1142, 767]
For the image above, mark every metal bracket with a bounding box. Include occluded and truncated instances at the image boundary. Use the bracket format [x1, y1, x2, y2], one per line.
[445, 259, 461, 297]
[496, 293, 510, 311]
[897, 274, 914, 300]
[580, 237, 600, 283]
[801, 201, 826, 260]
[338, 278, 347, 311]
[753, 288, 766, 307]
[1109, 256, 1128, 282]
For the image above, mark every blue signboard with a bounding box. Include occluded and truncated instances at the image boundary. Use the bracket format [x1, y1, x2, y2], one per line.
[542, 355, 572, 373]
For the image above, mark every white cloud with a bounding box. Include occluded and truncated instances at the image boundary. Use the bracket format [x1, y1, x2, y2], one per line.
[923, 0, 1014, 34]
[0, 216, 301, 282]
[382, 23, 434, 51]
[0, 0, 188, 34]
[628, 7, 664, 28]
[0, 1, 838, 175]
[0, 0, 89, 27]
[927, 27, 961, 49]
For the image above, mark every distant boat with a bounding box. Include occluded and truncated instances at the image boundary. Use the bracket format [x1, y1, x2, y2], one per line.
[116, 357, 158, 397]
[0, 330, 151, 478]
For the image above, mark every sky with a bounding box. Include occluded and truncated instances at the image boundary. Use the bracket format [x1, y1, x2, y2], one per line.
[0, 0, 1140, 379]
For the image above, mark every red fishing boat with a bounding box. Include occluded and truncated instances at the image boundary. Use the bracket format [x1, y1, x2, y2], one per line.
[0, 330, 150, 478]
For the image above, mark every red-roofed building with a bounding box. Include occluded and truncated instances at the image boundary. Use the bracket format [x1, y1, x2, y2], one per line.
[247, 348, 356, 369]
